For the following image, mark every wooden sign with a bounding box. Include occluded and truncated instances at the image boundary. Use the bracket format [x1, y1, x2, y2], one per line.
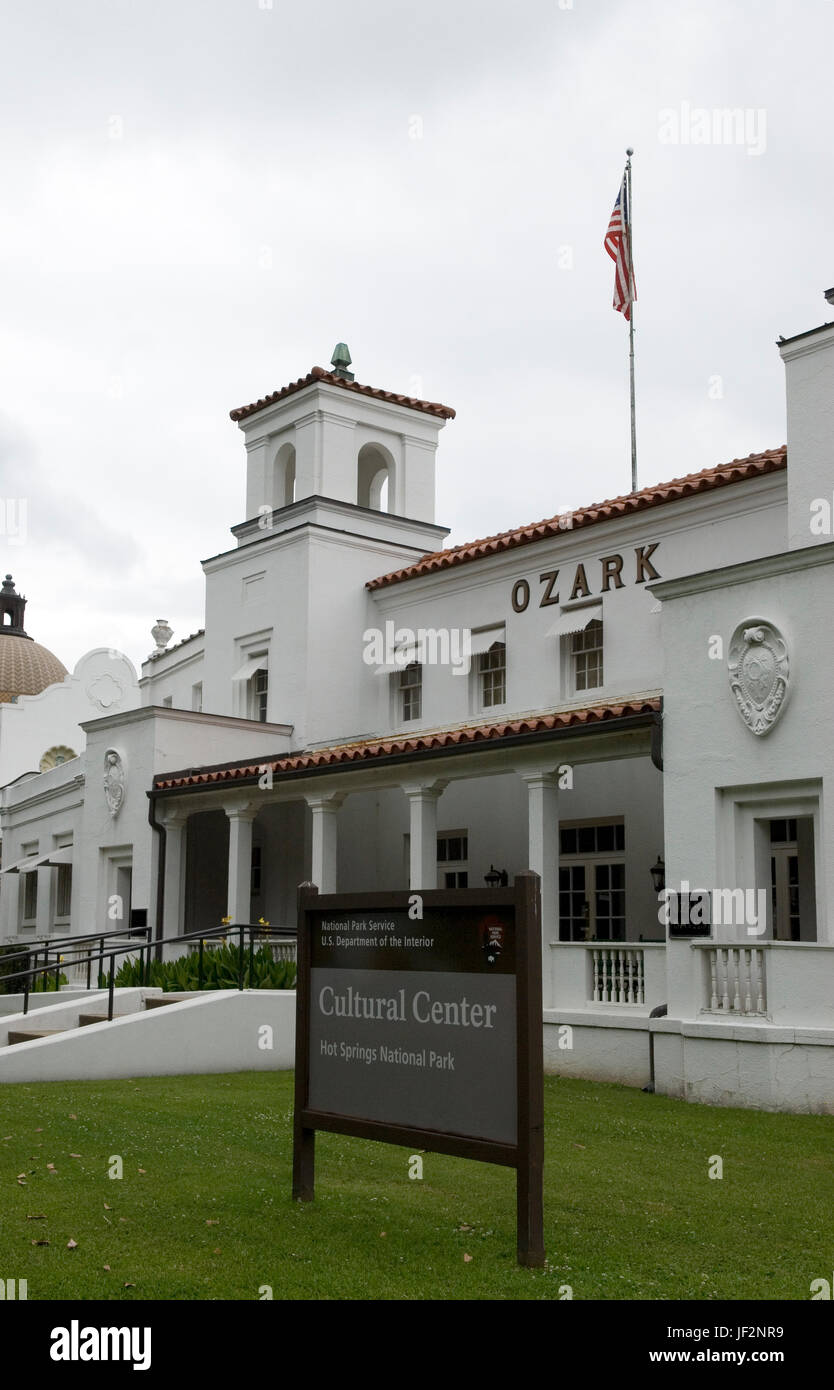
[292, 873, 544, 1267]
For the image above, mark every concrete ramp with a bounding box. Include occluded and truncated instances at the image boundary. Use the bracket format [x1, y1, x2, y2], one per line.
[0, 989, 295, 1083]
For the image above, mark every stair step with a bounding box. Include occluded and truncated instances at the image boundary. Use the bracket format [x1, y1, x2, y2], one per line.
[143, 996, 180, 1009]
[78, 1013, 124, 1026]
[7, 1029, 66, 1045]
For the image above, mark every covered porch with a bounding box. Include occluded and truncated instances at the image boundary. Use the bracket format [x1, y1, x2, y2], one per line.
[150, 698, 665, 998]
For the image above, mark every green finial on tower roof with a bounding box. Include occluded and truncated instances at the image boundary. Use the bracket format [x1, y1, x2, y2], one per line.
[330, 342, 354, 381]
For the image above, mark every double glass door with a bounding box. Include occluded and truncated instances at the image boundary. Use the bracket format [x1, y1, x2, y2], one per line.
[558, 823, 626, 941]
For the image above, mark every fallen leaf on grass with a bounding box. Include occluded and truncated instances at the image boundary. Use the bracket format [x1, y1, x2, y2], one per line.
[572, 1143, 586, 1150]
[34, 1128, 43, 1133]
[463, 1253, 473, 1263]
[103, 1216, 112, 1225]
[31, 1239, 49, 1246]
[119, 1218, 128, 1224]
[46, 1164, 57, 1173]
[67, 1239, 78, 1250]
[138, 1168, 146, 1174]
[27, 1214, 46, 1221]
[103, 1265, 111, 1272]
[123, 1282, 135, 1289]
[205, 1219, 219, 1226]
[69, 1154, 82, 1159]
[212, 1247, 221, 1254]
[103, 1203, 111, 1210]
[458, 1224, 473, 1232]
[379, 1231, 386, 1238]
[68, 1114, 77, 1120]
[2, 1135, 12, 1141]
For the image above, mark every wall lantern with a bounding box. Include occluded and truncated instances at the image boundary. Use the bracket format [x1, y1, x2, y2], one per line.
[484, 864, 509, 888]
[650, 855, 666, 894]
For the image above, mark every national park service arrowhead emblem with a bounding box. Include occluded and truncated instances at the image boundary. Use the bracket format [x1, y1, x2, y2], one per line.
[728, 619, 789, 736]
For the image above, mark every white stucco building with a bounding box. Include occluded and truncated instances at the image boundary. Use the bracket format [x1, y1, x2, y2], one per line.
[3, 313, 834, 1112]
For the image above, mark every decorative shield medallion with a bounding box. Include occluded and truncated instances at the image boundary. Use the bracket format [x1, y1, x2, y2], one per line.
[103, 748, 126, 817]
[727, 619, 789, 736]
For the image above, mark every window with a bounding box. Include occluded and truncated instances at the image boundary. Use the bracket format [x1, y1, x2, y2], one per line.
[438, 832, 468, 888]
[192, 682, 203, 713]
[23, 870, 38, 922]
[56, 863, 73, 918]
[251, 845, 262, 898]
[399, 663, 422, 721]
[251, 666, 268, 722]
[479, 642, 506, 708]
[558, 820, 625, 941]
[571, 619, 603, 692]
[769, 817, 813, 941]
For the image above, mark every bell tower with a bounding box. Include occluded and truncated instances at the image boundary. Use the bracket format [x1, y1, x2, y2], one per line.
[230, 344, 455, 540]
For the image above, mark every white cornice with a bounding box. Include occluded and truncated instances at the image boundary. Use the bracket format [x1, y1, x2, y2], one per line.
[649, 539, 834, 600]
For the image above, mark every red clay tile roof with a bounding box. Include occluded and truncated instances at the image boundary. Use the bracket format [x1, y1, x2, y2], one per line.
[153, 698, 660, 792]
[367, 446, 787, 591]
[230, 366, 455, 423]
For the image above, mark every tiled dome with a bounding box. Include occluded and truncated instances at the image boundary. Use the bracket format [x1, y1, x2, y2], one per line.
[0, 638, 68, 701]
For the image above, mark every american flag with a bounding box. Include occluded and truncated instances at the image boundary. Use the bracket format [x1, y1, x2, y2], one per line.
[604, 173, 636, 321]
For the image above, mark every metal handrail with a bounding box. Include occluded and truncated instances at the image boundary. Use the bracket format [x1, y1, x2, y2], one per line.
[0, 924, 152, 964]
[8, 923, 296, 1020]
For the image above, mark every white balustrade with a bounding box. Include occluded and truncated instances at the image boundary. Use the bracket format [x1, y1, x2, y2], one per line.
[705, 946, 766, 1017]
[590, 946, 645, 1006]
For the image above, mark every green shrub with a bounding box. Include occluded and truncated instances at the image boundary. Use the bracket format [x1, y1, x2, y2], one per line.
[102, 942, 296, 992]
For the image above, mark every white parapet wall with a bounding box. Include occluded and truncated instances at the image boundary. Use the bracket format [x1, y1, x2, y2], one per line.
[0, 989, 155, 1045]
[543, 1011, 653, 1088]
[0, 987, 106, 1018]
[653, 1019, 834, 1114]
[0, 989, 296, 1084]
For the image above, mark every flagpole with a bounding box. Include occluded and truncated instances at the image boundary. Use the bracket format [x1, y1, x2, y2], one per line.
[626, 147, 637, 492]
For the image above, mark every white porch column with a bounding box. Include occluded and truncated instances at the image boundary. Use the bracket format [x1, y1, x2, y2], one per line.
[520, 770, 560, 949]
[225, 804, 258, 923]
[35, 865, 52, 938]
[403, 782, 447, 891]
[306, 794, 345, 894]
[161, 810, 189, 940]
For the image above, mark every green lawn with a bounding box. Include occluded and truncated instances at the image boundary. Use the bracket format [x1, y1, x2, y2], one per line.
[0, 1072, 831, 1300]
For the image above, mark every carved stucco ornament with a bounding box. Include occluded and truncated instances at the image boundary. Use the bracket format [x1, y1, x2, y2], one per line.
[86, 671, 125, 712]
[727, 619, 789, 736]
[104, 748, 126, 817]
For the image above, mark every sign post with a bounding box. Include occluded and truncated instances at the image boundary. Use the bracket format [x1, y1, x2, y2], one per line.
[292, 872, 544, 1267]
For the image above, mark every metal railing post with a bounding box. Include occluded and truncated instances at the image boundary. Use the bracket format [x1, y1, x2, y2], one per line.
[238, 925, 245, 991]
[108, 953, 116, 1022]
[198, 937, 204, 991]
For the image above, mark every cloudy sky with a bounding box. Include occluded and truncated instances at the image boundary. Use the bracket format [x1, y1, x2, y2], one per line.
[1, 0, 830, 671]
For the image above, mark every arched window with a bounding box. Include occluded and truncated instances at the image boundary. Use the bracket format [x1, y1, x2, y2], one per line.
[39, 745, 78, 773]
[273, 442, 296, 509]
[357, 443, 393, 512]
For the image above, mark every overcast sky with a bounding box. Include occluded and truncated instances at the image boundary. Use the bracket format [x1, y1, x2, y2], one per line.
[1, 0, 831, 672]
